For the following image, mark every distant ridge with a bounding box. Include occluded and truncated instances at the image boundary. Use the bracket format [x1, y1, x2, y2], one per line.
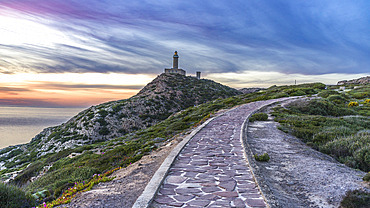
[238, 88, 264, 94]
[337, 76, 370, 85]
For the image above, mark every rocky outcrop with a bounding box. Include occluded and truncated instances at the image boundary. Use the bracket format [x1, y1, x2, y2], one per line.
[337, 76, 370, 85]
[238, 88, 264, 94]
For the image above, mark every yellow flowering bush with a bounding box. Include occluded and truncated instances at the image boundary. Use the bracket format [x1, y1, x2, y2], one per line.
[364, 99, 370, 104]
[348, 101, 359, 107]
[36, 167, 121, 208]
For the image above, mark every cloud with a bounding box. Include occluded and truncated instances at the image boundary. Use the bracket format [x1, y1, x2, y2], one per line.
[0, 98, 64, 107]
[0, 87, 30, 92]
[0, 87, 30, 95]
[0, 0, 369, 76]
[31, 82, 144, 90]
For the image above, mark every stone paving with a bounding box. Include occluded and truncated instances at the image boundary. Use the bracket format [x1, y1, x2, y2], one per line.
[151, 99, 288, 208]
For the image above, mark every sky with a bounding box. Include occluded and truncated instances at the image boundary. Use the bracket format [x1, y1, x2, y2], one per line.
[0, 0, 369, 107]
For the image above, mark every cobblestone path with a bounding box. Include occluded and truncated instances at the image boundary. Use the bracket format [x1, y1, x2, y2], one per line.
[151, 99, 288, 208]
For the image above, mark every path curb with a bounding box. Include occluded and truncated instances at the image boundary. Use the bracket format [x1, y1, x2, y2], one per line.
[132, 110, 230, 208]
[240, 97, 295, 208]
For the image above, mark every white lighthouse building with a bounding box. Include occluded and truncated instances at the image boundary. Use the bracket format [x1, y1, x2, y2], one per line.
[164, 51, 186, 76]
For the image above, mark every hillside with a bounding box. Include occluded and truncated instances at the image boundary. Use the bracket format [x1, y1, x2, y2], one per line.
[1, 79, 368, 207]
[8, 81, 364, 207]
[337, 76, 370, 85]
[0, 73, 240, 170]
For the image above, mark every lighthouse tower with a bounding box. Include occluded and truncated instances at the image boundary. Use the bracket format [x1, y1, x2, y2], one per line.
[164, 51, 186, 76]
[173, 51, 179, 69]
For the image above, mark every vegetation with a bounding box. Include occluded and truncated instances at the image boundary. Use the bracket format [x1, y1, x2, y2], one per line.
[249, 113, 268, 122]
[273, 86, 369, 172]
[340, 190, 370, 208]
[348, 101, 359, 107]
[271, 84, 370, 206]
[254, 153, 270, 162]
[0, 82, 328, 205]
[0, 182, 36, 208]
[363, 172, 370, 182]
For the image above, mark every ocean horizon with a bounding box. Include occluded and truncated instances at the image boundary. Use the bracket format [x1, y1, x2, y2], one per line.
[0, 106, 84, 149]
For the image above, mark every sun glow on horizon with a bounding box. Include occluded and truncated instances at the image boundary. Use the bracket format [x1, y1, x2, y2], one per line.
[0, 72, 155, 107]
[206, 71, 370, 88]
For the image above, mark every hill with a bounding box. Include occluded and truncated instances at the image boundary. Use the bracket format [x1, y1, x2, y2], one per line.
[1, 82, 331, 207]
[1, 80, 369, 208]
[0, 73, 240, 170]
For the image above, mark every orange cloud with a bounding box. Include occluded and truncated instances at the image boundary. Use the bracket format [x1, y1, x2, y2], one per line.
[0, 72, 154, 107]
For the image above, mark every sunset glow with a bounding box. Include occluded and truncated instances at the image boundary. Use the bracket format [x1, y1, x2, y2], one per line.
[0, 73, 154, 107]
[0, 1, 369, 107]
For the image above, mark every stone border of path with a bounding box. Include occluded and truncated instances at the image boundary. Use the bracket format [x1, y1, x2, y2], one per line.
[239, 104, 272, 208]
[133, 98, 295, 208]
[240, 97, 298, 208]
[132, 110, 228, 208]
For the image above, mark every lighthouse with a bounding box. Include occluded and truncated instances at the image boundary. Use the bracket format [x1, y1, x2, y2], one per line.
[164, 51, 186, 76]
[173, 51, 179, 69]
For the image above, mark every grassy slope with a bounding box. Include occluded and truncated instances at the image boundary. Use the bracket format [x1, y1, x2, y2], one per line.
[7, 83, 325, 204]
[273, 85, 370, 172]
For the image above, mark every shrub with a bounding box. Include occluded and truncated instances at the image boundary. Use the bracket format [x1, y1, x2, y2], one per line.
[0, 182, 36, 208]
[99, 127, 110, 135]
[249, 113, 268, 122]
[353, 146, 370, 172]
[13, 161, 43, 185]
[290, 90, 306, 96]
[254, 153, 270, 162]
[327, 95, 347, 104]
[363, 172, 370, 182]
[288, 99, 354, 116]
[340, 189, 370, 208]
[348, 102, 359, 107]
[318, 90, 340, 98]
[320, 133, 370, 171]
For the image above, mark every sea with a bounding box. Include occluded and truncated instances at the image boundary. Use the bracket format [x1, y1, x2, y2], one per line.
[0, 106, 84, 149]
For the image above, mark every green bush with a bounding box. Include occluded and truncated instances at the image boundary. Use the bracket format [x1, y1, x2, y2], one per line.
[327, 95, 347, 104]
[26, 166, 100, 197]
[340, 189, 370, 208]
[99, 127, 110, 135]
[249, 113, 268, 122]
[254, 153, 270, 162]
[353, 146, 370, 172]
[318, 90, 340, 98]
[320, 133, 370, 171]
[363, 172, 370, 181]
[13, 161, 43, 185]
[346, 86, 370, 99]
[288, 99, 355, 117]
[0, 182, 36, 208]
[290, 90, 306, 96]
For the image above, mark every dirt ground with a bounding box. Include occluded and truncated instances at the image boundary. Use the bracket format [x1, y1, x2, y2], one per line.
[245, 102, 369, 208]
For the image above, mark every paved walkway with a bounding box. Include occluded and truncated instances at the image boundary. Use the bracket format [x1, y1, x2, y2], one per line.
[151, 99, 288, 208]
